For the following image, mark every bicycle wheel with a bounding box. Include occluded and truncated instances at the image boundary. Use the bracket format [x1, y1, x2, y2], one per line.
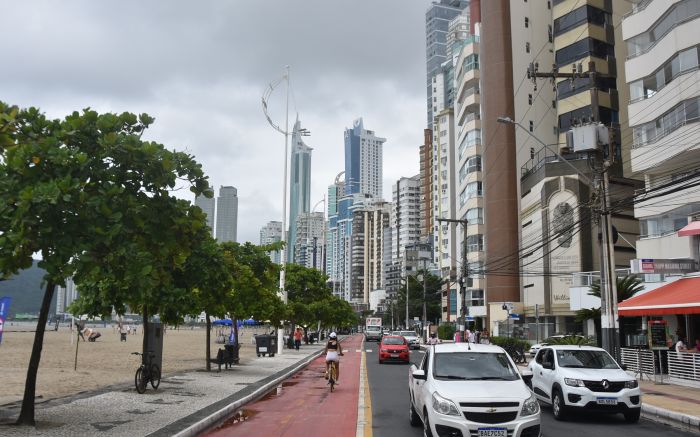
[135, 367, 147, 394]
[150, 364, 161, 389]
[329, 363, 337, 392]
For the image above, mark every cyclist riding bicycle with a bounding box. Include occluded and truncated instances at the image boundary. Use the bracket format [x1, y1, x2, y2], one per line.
[324, 332, 344, 384]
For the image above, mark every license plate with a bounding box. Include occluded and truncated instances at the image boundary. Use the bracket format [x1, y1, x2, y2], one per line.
[390, 353, 399, 358]
[596, 397, 617, 405]
[478, 428, 507, 437]
[259, 347, 267, 352]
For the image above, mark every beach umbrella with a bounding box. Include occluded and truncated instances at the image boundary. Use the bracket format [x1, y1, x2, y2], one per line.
[212, 319, 233, 326]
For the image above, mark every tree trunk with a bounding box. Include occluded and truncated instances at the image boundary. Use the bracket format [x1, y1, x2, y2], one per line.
[142, 306, 149, 366]
[205, 312, 211, 371]
[16, 280, 56, 426]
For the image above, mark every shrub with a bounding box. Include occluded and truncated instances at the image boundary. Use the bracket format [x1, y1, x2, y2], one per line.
[489, 336, 530, 350]
[437, 323, 455, 341]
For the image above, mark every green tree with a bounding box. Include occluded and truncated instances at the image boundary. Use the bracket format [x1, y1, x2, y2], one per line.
[394, 270, 443, 327]
[222, 242, 285, 329]
[0, 103, 210, 425]
[575, 274, 644, 343]
[175, 235, 233, 371]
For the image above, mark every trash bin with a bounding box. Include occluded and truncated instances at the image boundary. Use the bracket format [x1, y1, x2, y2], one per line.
[308, 332, 318, 344]
[255, 334, 277, 357]
[144, 322, 164, 371]
[286, 335, 294, 349]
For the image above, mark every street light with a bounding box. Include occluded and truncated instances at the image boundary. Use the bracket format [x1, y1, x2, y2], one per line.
[262, 66, 304, 356]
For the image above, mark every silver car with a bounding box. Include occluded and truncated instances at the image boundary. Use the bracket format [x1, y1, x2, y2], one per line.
[398, 330, 421, 349]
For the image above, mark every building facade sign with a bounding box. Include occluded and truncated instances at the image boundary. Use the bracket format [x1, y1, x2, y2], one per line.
[630, 259, 698, 275]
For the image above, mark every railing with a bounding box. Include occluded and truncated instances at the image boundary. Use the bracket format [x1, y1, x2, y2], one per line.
[621, 348, 656, 379]
[668, 351, 700, 387]
[571, 269, 631, 287]
[620, 348, 700, 387]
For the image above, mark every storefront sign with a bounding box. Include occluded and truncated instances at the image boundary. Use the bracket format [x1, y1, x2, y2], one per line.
[631, 258, 698, 274]
[648, 320, 668, 350]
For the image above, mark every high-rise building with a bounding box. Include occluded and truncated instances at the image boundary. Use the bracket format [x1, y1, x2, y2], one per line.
[194, 194, 216, 236]
[288, 118, 313, 263]
[419, 128, 434, 241]
[392, 175, 422, 264]
[56, 278, 79, 315]
[426, 0, 470, 126]
[295, 212, 324, 271]
[215, 186, 238, 243]
[624, 1, 700, 276]
[350, 202, 392, 306]
[326, 178, 345, 298]
[344, 118, 386, 199]
[260, 221, 283, 264]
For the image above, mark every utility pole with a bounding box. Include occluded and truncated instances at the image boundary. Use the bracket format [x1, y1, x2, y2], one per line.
[527, 60, 619, 360]
[436, 218, 469, 342]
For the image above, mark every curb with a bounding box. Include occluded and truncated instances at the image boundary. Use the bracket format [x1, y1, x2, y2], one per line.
[150, 347, 326, 437]
[641, 403, 700, 434]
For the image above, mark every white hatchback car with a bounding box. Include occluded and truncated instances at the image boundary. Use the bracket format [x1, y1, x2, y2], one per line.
[409, 343, 541, 437]
[528, 345, 642, 422]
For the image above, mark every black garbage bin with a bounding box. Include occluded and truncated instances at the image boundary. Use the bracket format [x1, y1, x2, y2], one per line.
[308, 332, 318, 344]
[287, 335, 294, 349]
[255, 334, 277, 357]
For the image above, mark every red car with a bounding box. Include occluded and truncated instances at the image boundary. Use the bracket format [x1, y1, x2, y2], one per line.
[378, 335, 410, 364]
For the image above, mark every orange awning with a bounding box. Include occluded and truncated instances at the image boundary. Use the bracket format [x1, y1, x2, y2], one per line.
[618, 277, 700, 316]
[678, 221, 700, 237]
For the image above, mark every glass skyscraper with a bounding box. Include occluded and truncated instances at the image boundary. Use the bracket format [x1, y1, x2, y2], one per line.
[287, 118, 312, 263]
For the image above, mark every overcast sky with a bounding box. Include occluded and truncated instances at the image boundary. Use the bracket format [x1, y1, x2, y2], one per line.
[1, 0, 431, 243]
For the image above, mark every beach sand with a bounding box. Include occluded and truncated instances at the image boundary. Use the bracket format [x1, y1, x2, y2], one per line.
[0, 324, 268, 407]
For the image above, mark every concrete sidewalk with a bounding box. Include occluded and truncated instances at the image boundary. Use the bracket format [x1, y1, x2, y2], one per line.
[0, 343, 326, 437]
[638, 379, 700, 434]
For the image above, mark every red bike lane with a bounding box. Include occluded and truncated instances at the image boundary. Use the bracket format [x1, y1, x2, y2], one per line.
[203, 334, 364, 437]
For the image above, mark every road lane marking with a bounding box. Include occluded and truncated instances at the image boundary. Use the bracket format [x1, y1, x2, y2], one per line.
[356, 338, 372, 437]
[366, 349, 372, 352]
[355, 349, 362, 352]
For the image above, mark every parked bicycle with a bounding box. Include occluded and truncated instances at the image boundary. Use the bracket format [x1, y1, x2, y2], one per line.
[132, 351, 161, 394]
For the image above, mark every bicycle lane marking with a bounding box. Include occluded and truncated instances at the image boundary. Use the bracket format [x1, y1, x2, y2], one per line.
[356, 337, 372, 437]
[203, 334, 363, 437]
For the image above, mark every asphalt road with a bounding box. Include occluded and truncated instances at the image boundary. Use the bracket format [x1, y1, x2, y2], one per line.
[366, 345, 695, 437]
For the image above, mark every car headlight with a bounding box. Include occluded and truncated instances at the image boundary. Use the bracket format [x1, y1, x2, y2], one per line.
[431, 392, 461, 416]
[624, 380, 638, 389]
[380, 349, 388, 353]
[564, 378, 585, 387]
[521, 393, 540, 417]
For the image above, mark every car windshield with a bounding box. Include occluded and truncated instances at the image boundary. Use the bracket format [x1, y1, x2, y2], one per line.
[383, 337, 405, 345]
[433, 352, 519, 381]
[366, 327, 381, 332]
[556, 349, 619, 369]
[400, 331, 416, 337]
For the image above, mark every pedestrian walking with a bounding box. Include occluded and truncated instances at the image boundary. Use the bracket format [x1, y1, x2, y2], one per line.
[119, 324, 128, 342]
[294, 327, 303, 350]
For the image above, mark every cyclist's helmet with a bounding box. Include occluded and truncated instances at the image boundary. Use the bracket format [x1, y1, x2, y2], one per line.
[330, 332, 337, 338]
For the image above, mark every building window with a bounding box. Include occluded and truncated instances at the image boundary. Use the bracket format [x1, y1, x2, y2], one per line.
[465, 207, 484, 225]
[632, 96, 700, 147]
[528, 94, 533, 105]
[529, 120, 534, 132]
[627, 0, 700, 58]
[525, 17, 529, 28]
[629, 46, 700, 103]
[466, 234, 484, 252]
[548, 25, 553, 43]
[526, 42, 530, 53]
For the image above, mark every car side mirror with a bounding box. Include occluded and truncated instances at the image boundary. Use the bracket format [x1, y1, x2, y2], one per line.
[412, 369, 427, 380]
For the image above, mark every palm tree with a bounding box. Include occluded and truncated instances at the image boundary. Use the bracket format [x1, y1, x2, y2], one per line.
[575, 274, 643, 344]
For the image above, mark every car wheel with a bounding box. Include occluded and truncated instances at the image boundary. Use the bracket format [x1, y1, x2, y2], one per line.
[423, 409, 434, 437]
[624, 409, 641, 423]
[409, 400, 421, 427]
[552, 388, 568, 421]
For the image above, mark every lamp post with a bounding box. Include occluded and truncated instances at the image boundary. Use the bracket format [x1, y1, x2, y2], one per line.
[262, 66, 310, 355]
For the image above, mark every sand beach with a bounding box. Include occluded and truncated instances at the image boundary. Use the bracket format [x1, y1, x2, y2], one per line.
[0, 323, 268, 407]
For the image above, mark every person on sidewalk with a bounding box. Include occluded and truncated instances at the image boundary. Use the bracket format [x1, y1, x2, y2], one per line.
[294, 327, 303, 351]
[324, 332, 344, 384]
[675, 336, 688, 353]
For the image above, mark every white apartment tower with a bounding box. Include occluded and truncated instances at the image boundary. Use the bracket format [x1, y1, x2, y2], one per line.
[194, 195, 216, 236]
[260, 221, 283, 264]
[624, 1, 700, 265]
[215, 186, 238, 243]
[392, 175, 422, 264]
